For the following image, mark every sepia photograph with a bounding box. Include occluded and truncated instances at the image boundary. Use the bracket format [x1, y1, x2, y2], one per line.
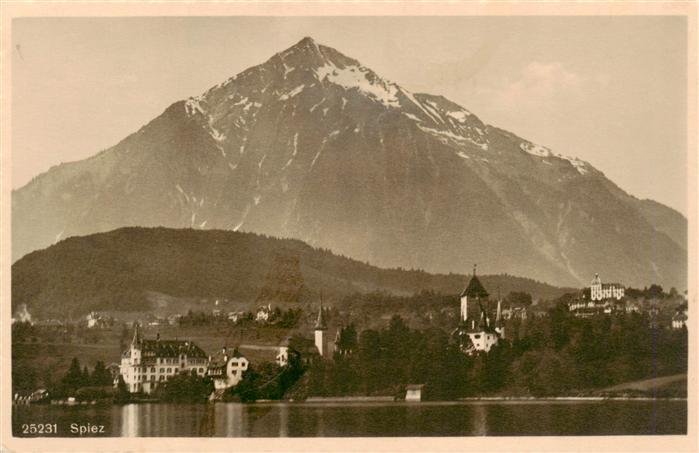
[1, 3, 696, 451]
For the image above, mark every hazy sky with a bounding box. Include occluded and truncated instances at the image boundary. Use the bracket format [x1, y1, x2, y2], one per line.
[12, 16, 688, 214]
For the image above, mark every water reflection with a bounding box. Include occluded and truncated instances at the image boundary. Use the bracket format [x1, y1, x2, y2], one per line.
[14, 400, 687, 437]
[471, 403, 487, 436]
[279, 403, 288, 437]
[121, 404, 140, 437]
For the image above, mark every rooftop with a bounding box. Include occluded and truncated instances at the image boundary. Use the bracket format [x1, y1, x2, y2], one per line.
[460, 274, 489, 299]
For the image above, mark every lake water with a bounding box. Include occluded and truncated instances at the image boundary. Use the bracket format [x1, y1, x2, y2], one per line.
[13, 400, 686, 437]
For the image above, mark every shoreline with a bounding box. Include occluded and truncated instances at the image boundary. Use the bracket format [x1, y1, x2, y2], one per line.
[15, 395, 687, 407]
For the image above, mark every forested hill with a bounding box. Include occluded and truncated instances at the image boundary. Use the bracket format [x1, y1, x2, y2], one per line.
[12, 227, 575, 318]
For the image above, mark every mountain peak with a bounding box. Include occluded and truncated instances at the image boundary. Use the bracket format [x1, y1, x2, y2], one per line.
[296, 36, 318, 48]
[277, 36, 325, 62]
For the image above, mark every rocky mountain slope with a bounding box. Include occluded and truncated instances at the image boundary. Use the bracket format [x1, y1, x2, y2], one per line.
[12, 37, 687, 289]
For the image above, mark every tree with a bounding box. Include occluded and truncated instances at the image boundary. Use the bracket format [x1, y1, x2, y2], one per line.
[548, 302, 571, 350]
[335, 323, 358, 356]
[82, 366, 91, 387]
[505, 291, 533, 307]
[357, 329, 382, 394]
[647, 284, 664, 299]
[114, 375, 130, 403]
[62, 357, 84, 392]
[155, 370, 213, 403]
[91, 361, 112, 386]
[12, 363, 37, 395]
[228, 363, 285, 402]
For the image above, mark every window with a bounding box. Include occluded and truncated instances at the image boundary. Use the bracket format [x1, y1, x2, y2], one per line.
[474, 335, 481, 339]
[167, 368, 172, 373]
[159, 368, 164, 373]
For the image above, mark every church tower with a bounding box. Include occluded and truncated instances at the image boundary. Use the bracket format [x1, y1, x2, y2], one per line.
[460, 264, 489, 323]
[130, 322, 142, 365]
[314, 295, 328, 357]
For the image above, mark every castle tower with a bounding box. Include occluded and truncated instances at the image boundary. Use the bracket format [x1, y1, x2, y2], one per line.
[314, 295, 328, 357]
[460, 264, 489, 323]
[130, 323, 142, 365]
[591, 273, 602, 301]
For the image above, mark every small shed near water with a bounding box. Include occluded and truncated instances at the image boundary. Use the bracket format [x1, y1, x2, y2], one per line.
[405, 384, 425, 402]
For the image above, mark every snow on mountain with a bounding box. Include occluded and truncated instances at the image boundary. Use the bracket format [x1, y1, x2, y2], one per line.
[11, 37, 687, 290]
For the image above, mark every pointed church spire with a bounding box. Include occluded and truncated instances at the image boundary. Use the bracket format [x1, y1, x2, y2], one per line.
[460, 265, 489, 299]
[315, 293, 327, 330]
[131, 322, 142, 346]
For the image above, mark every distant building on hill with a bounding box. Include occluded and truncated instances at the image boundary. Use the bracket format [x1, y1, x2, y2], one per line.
[227, 311, 245, 323]
[119, 325, 208, 394]
[672, 309, 688, 330]
[256, 304, 272, 322]
[590, 273, 625, 301]
[568, 273, 627, 318]
[86, 311, 112, 329]
[625, 301, 641, 314]
[501, 305, 527, 320]
[454, 266, 502, 354]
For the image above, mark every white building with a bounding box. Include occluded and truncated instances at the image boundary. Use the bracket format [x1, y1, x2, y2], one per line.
[207, 347, 249, 390]
[256, 304, 272, 322]
[568, 274, 627, 318]
[501, 306, 527, 320]
[314, 298, 328, 357]
[455, 268, 502, 354]
[672, 310, 688, 330]
[276, 346, 289, 367]
[590, 274, 625, 301]
[405, 384, 425, 402]
[86, 312, 99, 328]
[119, 325, 208, 394]
[86, 311, 111, 329]
[227, 311, 245, 323]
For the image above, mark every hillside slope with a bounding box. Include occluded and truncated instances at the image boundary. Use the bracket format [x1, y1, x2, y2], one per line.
[11, 227, 574, 319]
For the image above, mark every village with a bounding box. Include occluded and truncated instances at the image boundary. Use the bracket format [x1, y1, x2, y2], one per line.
[12, 269, 689, 405]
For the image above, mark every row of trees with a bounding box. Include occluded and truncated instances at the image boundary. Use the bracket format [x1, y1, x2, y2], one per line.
[303, 306, 688, 399]
[625, 284, 684, 300]
[152, 371, 214, 403]
[36, 358, 117, 400]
